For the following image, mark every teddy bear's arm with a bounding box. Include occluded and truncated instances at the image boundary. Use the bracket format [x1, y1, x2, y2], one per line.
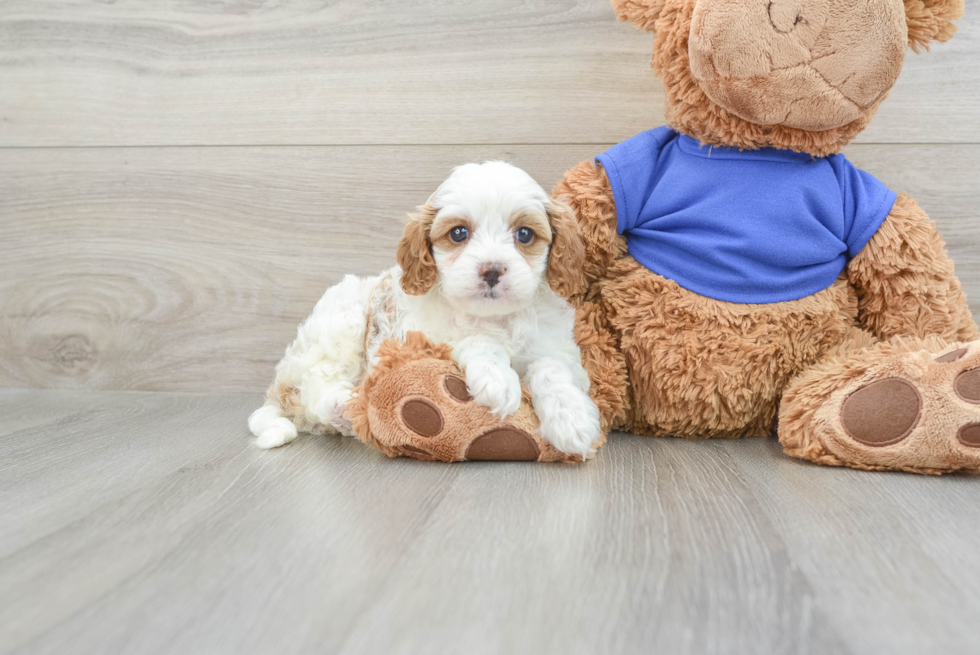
[551, 160, 627, 294]
[847, 192, 979, 343]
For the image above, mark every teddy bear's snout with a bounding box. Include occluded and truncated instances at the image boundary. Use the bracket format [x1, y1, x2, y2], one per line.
[767, 0, 813, 34]
[687, 0, 908, 131]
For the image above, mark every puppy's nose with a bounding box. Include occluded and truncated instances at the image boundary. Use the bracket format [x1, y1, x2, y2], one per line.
[479, 263, 506, 289]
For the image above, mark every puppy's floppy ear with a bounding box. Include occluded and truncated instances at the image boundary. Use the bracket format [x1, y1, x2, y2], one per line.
[397, 204, 439, 296]
[904, 0, 964, 52]
[611, 0, 666, 32]
[546, 198, 588, 298]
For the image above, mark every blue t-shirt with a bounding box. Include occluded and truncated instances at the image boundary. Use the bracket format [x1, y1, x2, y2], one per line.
[595, 127, 897, 304]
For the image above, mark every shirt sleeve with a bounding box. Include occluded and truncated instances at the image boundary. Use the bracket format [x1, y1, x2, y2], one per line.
[831, 154, 898, 259]
[595, 127, 673, 235]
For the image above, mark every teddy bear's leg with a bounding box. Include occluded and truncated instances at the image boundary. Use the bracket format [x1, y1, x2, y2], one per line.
[345, 332, 590, 464]
[779, 328, 980, 474]
[777, 192, 980, 473]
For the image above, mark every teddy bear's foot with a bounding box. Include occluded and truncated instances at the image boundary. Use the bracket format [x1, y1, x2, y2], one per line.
[345, 332, 592, 464]
[779, 337, 980, 474]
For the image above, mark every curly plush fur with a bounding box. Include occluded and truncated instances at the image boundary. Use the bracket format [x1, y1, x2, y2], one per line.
[558, 0, 979, 474]
[904, 0, 964, 51]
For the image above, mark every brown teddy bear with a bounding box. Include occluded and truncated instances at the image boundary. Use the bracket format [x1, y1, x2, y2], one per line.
[353, 0, 980, 474]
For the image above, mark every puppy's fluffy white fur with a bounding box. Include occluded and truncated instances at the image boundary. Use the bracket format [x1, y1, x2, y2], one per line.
[249, 161, 600, 458]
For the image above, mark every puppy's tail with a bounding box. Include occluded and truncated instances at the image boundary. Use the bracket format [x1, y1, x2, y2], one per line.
[249, 403, 298, 449]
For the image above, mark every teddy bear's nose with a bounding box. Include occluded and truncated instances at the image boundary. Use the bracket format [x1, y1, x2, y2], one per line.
[767, 0, 810, 33]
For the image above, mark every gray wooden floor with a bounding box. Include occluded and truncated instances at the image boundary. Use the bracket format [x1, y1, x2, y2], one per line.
[3, 2, 980, 654]
[2, 389, 979, 655]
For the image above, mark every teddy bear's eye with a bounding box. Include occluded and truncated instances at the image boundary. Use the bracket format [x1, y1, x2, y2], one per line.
[449, 226, 469, 243]
[515, 227, 534, 244]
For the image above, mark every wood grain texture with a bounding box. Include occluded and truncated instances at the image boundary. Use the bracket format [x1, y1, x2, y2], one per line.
[0, 144, 598, 392]
[2, 143, 979, 393]
[0, 0, 976, 147]
[0, 390, 888, 654]
[729, 439, 980, 654]
[4, 390, 978, 654]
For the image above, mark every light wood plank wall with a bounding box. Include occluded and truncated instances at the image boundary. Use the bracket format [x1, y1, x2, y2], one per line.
[1, 1, 978, 393]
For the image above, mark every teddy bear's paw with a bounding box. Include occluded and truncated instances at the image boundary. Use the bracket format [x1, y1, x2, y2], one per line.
[349, 334, 594, 464]
[394, 374, 569, 462]
[808, 342, 980, 474]
[397, 376, 539, 460]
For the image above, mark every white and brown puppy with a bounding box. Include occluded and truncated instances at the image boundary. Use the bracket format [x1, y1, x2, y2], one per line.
[249, 161, 601, 458]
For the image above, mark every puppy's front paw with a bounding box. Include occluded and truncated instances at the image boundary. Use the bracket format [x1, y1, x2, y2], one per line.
[536, 390, 601, 460]
[465, 361, 522, 418]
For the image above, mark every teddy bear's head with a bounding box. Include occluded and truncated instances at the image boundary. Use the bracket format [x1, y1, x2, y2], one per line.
[614, 0, 964, 156]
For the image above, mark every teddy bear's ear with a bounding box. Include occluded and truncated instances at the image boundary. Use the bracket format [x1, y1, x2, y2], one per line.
[610, 0, 666, 33]
[905, 0, 964, 52]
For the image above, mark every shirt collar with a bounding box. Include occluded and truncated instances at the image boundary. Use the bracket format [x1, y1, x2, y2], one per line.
[676, 133, 817, 164]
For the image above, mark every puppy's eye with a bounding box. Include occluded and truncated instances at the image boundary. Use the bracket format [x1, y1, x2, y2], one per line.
[515, 227, 534, 244]
[449, 226, 469, 243]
